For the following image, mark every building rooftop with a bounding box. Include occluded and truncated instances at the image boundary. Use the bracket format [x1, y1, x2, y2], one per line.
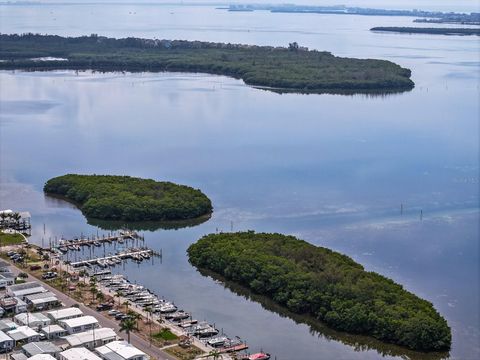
[15, 312, 51, 325]
[0, 330, 12, 342]
[0, 260, 10, 268]
[41, 324, 66, 335]
[63, 328, 117, 347]
[22, 341, 61, 356]
[25, 291, 58, 305]
[28, 355, 56, 360]
[0, 319, 16, 331]
[7, 281, 43, 292]
[10, 353, 28, 360]
[95, 341, 147, 360]
[59, 315, 98, 329]
[47, 307, 83, 321]
[7, 326, 39, 341]
[60, 347, 102, 360]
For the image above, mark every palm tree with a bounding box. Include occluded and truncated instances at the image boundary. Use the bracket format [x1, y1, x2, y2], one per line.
[208, 350, 222, 360]
[96, 292, 105, 302]
[114, 291, 123, 306]
[90, 283, 98, 302]
[144, 306, 153, 343]
[127, 310, 141, 329]
[119, 318, 136, 344]
[123, 300, 130, 313]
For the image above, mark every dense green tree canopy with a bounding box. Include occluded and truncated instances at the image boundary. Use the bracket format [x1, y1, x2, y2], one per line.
[0, 34, 414, 93]
[44, 174, 212, 221]
[188, 231, 451, 351]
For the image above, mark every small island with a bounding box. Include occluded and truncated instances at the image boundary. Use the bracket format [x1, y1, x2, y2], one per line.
[44, 174, 212, 222]
[188, 231, 451, 352]
[371, 27, 480, 36]
[0, 34, 414, 93]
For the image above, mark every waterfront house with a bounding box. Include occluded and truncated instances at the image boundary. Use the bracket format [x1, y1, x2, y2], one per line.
[14, 312, 51, 330]
[22, 341, 61, 358]
[7, 326, 41, 343]
[7, 282, 46, 300]
[63, 328, 117, 350]
[59, 316, 99, 334]
[95, 341, 149, 360]
[24, 292, 59, 310]
[40, 324, 68, 339]
[47, 307, 83, 323]
[59, 347, 102, 360]
[0, 330, 14, 353]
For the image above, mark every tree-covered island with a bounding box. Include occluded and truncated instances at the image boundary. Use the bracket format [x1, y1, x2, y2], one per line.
[371, 27, 480, 36]
[44, 174, 212, 222]
[188, 232, 451, 352]
[0, 34, 414, 93]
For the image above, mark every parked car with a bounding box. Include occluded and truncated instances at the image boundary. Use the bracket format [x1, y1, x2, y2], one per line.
[115, 312, 126, 320]
[42, 271, 58, 279]
[108, 309, 120, 316]
[30, 265, 42, 271]
[96, 303, 113, 311]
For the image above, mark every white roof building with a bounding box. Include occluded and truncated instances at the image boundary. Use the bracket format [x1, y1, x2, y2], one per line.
[59, 316, 99, 334]
[7, 326, 40, 342]
[47, 307, 83, 322]
[14, 312, 51, 329]
[28, 355, 56, 360]
[24, 291, 59, 309]
[59, 347, 102, 360]
[95, 341, 149, 360]
[63, 328, 117, 350]
[40, 324, 68, 339]
[7, 282, 46, 299]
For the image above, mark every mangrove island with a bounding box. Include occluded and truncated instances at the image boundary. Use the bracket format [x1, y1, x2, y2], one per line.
[188, 231, 451, 352]
[371, 27, 480, 36]
[0, 34, 414, 93]
[44, 174, 212, 222]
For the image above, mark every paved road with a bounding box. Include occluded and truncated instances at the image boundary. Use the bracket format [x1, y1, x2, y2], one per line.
[8, 261, 178, 360]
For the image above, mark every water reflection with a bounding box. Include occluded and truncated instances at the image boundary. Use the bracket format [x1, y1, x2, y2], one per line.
[44, 194, 211, 231]
[197, 268, 450, 360]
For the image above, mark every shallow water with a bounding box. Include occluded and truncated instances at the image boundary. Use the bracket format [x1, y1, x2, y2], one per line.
[0, 2, 479, 359]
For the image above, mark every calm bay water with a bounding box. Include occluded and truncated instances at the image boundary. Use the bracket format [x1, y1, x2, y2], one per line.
[0, 2, 479, 359]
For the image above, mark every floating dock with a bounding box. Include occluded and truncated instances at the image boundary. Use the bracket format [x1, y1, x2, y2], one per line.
[69, 248, 159, 268]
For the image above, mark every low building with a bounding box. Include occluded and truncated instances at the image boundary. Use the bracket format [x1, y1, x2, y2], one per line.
[0, 260, 10, 271]
[0, 273, 15, 288]
[14, 297, 27, 314]
[63, 328, 117, 350]
[7, 326, 41, 343]
[0, 320, 17, 332]
[9, 353, 28, 360]
[7, 282, 46, 300]
[0, 297, 18, 313]
[47, 307, 83, 323]
[14, 312, 51, 330]
[28, 355, 56, 360]
[24, 292, 59, 310]
[0, 330, 14, 353]
[95, 341, 149, 360]
[59, 347, 102, 360]
[40, 324, 67, 340]
[59, 316, 99, 334]
[22, 342, 61, 358]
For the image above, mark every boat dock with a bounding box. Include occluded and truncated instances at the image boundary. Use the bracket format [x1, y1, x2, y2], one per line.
[70, 248, 159, 268]
[57, 230, 143, 252]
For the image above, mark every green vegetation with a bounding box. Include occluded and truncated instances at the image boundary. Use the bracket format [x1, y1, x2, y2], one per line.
[371, 27, 480, 36]
[152, 328, 178, 341]
[0, 232, 25, 246]
[0, 34, 414, 93]
[43, 174, 212, 222]
[188, 231, 451, 351]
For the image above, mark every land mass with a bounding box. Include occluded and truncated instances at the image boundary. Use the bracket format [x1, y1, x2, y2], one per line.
[371, 27, 480, 36]
[0, 34, 414, 93]
[188, 231, 452, 352]
[224, 4, 480, 26]
[43, 174, 212, 222]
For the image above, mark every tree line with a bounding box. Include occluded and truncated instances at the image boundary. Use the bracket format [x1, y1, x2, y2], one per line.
[44, 174, 212, 222]
[188, 231, 451, 352]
